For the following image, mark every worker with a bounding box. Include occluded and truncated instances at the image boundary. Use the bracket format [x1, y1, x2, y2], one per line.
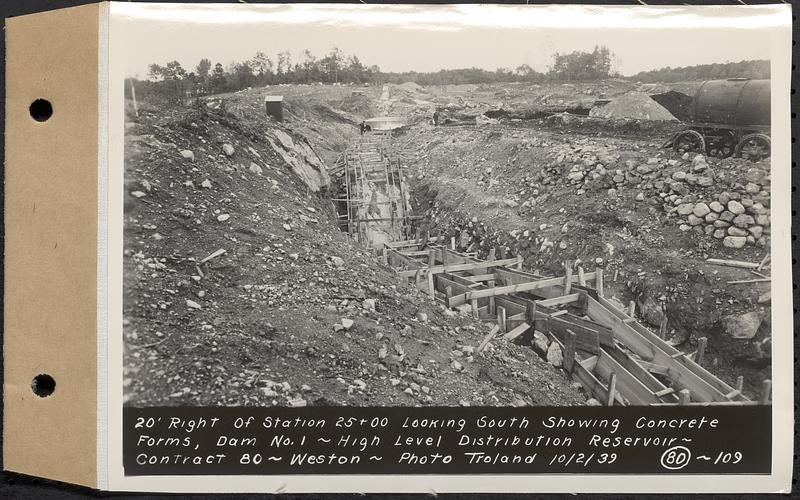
[359, 121, 366, 135]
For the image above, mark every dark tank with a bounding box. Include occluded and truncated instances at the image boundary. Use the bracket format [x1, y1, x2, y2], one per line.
[654, 78, 770, 160]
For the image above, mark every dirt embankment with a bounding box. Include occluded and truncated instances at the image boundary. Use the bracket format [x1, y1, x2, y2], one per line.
[397, 120, 771, 399]
[122, 95, 585, 407]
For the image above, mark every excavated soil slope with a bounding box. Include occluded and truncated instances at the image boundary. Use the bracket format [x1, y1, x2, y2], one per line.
[396, 119, 771, 399]
[122, 98, 585, 407]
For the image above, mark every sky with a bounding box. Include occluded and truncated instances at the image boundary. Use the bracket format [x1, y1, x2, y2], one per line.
[112, 3, 790, 79]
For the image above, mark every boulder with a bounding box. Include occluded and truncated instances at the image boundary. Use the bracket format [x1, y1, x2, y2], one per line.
[722, 311, 761, 339]
[692, 203, 710, 217]
[727, 227, 748, 237]
[222, 143, 235, 156]
[180, 150, 194, 161]
[733, 214, 755, 228]
[727, 200, 745, 215]
[749, 226, 764, 239]
[709, 201, 725, 213]
[532, 331, 550, 355]
[546, 343, 563, 367]
[672, 171, 687, 181]
[676, 203, 694, 216]
[249, 162, 263, 175]
[722, 236, 746, 249]
[687, 214, 704, 226]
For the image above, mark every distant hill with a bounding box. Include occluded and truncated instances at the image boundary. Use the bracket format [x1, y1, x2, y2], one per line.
[630, 60, 769, 83]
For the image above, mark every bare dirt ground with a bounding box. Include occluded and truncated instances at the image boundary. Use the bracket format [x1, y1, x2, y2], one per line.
[122, 94, 585, 407]
[123, 80, 771, 406]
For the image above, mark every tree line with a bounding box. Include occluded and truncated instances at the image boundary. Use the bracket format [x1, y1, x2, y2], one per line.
[131, 45, 768, 101]
[631, 60, 769, 83]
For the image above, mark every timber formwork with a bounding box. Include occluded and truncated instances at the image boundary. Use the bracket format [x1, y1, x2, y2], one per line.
[332, 131, 414, 246]
[385, 237, 770, 407]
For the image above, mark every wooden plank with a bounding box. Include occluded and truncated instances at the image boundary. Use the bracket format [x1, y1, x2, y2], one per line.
[456, 275, 574, 303]
[535, 294, 580, 309]
[503, 322, 530, 341]
[497, 306, 507, 333]
[463, 273, 497, 283]
[605, 346, 678, 403]
[706, 258, 761, 270]
[386, 248, 423, 269]
[594, 349, 662, 405]
[587, 296, 732, 403]
[384, 236, 443, 249]
[596, 296, 745, 401]
[606, 373, 617, 406]
[397, 256, 521, 278]
[546, 317, 600, 354]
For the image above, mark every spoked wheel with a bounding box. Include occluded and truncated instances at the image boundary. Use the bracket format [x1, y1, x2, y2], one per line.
[734, 133, 771, 161]
[672, 129, 706, 155]
[706, 132, 736, 159]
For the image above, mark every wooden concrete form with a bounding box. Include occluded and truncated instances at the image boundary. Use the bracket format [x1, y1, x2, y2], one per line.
[385, 238, 756, 407]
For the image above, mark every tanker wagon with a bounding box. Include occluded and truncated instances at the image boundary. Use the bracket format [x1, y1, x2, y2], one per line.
[662, 78, 770, 161]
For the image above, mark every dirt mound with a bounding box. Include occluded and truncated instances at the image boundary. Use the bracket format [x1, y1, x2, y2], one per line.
[589, 91, 678, 121]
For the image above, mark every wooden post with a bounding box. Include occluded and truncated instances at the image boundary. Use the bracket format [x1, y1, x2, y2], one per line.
[679, 389, 691, 405]
[445, 286, 453, 308]
[759, 379, 772, 404]
[487, 279, 496, 314]
[499, 246, 507, 260]
[606, 373, 617, 406]
[526, 300, 537, 331]
[382, 246, 388, 265]
[428, 249, 436, 268]
[450, 236, 456, 250]
[595, 267, 604, 297]
[488, 248, 496, 262]
[470, 298, 479, 319]
[564, 329, 577, 373]
[577, 266, 586, 286]
[695, 337, 707, 365]
[628, 300, 636, 317]
[441, 247, 448, 268]
[414, 268, 424, 288]
[516, 254, 523, 270]
[497, 306, 507, 333]
[426, 270, 435, 299]
[658, 306, 668, 339]
[736, 375, 744, 392]
[564, 261, 573, 295]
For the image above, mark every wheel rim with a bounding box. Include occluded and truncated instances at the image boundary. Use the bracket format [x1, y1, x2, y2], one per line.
[738, 136, 770, 161]
[673, 130, 705, 155]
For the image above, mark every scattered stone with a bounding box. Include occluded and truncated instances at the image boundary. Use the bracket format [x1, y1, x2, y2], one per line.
[249, 162, 263, 175]
[186, 299, 202, 310]
[586, 398, 602, 406]
[331, 256, 344, 267]
[282, 223, 292, 231]
[727, 200, 745, 215]
[131, 191, 146, 198]
[692, 203, 710, 217]
[709, 201, 725, 213]
[216, 214, 230, 222]
[733, 214, 755, 228]
[676, 203, 694, 216]
[222, 143, 235, 156]
[363, 298, 376, 311]
[340, 318, 354, 330]
[416, 312, 428, 323]
[200, 179, 212, 189]
[722, 311, 761, 339]
[672, 171, 687, 181]
[180, 150, 194, 161]
[722, 236, 746, 249]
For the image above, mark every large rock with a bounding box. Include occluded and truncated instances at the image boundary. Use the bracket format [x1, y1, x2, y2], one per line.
[727, 200, 746, 215]
[722, 236, 746, 249]
[546, 343, 563, 367]
[733, 214, 755, 228]
[222, 143, 235, 156]
[180, 150, 194, 161]
[265, 129, 330, 192]
[676, 203, 694, 216]
[532, 331, 550, 356]
[709, 201, 725, 213]
[692, 203, 710, 217]
[722, 311, 762, 339]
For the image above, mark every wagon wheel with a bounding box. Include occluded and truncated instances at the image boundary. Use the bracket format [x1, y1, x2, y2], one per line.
[734, 133, 771, 162]
[672, 130, 706, 155]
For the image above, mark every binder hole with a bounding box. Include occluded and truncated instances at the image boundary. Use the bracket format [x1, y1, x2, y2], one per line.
[29, 99, 52, 122]
[31, 374, 56, 397]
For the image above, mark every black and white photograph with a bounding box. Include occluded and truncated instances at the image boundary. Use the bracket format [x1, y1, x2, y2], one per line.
[119, 4, 782, 412]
